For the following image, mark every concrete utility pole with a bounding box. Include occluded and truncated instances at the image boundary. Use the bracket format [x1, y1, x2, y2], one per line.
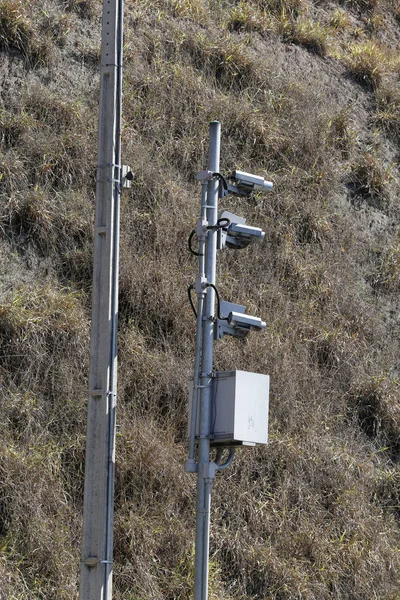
[186, 122, 272, 600]
[80, 0, 125, 598]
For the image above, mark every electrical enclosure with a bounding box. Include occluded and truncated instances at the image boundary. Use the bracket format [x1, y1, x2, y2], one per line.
[189, 370, 269, 446]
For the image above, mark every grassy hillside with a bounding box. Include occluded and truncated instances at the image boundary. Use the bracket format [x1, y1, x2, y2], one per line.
[0, 0, 400, 598]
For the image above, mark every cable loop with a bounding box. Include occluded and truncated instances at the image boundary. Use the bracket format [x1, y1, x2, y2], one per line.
[187, 285, 197, 318]
[188, 230, 204, 256]
[207, 217, 230, 232]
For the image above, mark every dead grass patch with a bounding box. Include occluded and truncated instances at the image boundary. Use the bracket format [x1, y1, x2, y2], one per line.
[347, 152, 394, 208]
[279, 17, 330, 55]
[374, 81, 400, 140]
[341, 40, 400, 88]
[329, 7, 352, 31]
[326, 107, 355, 158]
[1, 0, 400, 598]
[0, 0, 50, 63]
[228, 2, 271, 33]
[348, 375, 400, 455]
[373, 236, 400, 293]
[64, 0, 101, 20]
[181, 32, 259, 90]
[0, 283, 88, 393]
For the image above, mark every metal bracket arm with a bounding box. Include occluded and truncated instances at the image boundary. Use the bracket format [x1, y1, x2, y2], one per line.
[195, 169, 214, 182]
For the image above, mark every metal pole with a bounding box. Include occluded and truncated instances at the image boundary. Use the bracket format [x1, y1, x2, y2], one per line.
[194, 121, 221, 600]
[187, 182, 208, 468]
[80, 0, 123, 598]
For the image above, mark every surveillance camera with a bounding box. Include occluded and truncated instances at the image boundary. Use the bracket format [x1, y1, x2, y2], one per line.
[232, 170, 273, 192]
[228, 223, 265, 245]
[217, 211, 265, 250]
[214, 301, 267, 339]
[228, 311, 266, 332]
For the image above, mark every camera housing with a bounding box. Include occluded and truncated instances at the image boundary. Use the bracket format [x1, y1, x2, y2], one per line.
[214, 300, 266, 340]
[231, 169, 273, 193]
[217, 211, 265, 250]
[228, 311, 266, 331]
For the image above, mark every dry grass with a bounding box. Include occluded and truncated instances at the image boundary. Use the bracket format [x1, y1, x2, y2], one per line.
[0, 0, 400, 598]
[0, 0, 50, 63]
[347, 151, 394, 208]
[374, 80, 400, 139]
[228, 1, 270, 33]
[64, 0, 101, 19]
[329, 7, 352, 31]
[279, 16, 330, 55]
[340, 40, 400, 88]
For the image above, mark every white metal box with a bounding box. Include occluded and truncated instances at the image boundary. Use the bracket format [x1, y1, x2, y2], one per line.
[189, 370, 269, 446]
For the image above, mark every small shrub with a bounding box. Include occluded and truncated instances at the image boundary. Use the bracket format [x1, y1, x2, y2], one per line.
[0, 0, 31, 52]
[364, 10, 385, 33]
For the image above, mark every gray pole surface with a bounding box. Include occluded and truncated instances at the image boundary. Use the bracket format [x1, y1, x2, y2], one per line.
[187, 182, 208, 467]
[80, 1, 123, 598]
[194, 122, 221, 600]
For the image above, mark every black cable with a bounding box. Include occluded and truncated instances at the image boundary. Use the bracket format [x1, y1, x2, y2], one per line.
[207, 217, 231, 231]
[188, 229, 204, 256]
[187, 283, 228, 322]
[212, 172, 228, 191]
[206, 283, 228, 321]
[187, 285, 197, 318]
[189, 218, 229, 253]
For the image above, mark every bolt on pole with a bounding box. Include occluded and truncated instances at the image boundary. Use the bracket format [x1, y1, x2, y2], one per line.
[80, 0, 124, 598]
